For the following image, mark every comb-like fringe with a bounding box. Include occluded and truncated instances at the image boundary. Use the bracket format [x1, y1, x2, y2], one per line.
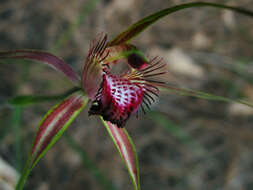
[83, 33, 109, 76]
[89, 33, 108, 63]
[143, 94, 154, 105]
[140, 57, 164, 73]
[139, 56, 160, 71]
[130, 56, 167, 116]
[144, 92, 155, 103]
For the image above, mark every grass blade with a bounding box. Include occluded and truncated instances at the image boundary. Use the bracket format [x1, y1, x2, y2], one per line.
[12, 107, 23, 172]
[109, 2, 253, 46]
[159, 84, 253, 108]
[8, 87, 81, 106]
[101, 119, 141, 190]
[16, 92, 88, 190]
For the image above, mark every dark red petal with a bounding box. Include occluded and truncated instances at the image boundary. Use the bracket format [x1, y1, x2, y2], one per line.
[0, 50, 80, 83]
[31, 93, 87, 162]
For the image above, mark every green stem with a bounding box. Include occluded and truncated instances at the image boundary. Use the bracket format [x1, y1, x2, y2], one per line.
[15, 157, 32, 190]
[12, 107, 22, 172]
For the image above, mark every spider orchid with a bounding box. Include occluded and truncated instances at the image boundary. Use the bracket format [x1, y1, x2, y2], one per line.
[83, 33, 166, 127]
[1, 2, 253, 190]
[0, 33, 165, 190]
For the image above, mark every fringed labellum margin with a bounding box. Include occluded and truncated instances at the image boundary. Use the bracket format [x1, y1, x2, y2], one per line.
[82, 33, 167, 127]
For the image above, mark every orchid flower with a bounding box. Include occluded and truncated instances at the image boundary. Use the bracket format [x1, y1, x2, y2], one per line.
[1, 2, 253, 190]
[83, 33, 166, 127]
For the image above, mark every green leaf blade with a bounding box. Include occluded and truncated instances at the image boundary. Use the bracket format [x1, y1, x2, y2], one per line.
[109, 2, 253, 46]
[159, 84, 253, 108]
[8, 87, 81, 106]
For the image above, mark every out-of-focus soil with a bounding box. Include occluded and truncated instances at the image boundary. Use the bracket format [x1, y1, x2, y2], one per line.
[1, 0, 253, 190]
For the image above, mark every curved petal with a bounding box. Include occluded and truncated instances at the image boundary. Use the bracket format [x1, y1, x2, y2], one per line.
[0, 49, 80, 83]
[16, 92, 88, 190]
[101, 119, 141, 190]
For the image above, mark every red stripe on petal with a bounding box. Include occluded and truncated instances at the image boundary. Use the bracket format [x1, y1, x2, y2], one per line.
[106, 122, 139, 187]
[36, 99, 83, 160]
[31, 95, 83, 160]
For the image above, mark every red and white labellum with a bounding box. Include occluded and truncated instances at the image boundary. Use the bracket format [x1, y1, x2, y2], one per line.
[84, 33, 167, 127]
[89, 73, 145, 127]
[89, 56, 166, 127]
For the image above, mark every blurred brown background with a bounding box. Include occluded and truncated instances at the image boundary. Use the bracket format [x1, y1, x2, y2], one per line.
[1, 0, 253, 190]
